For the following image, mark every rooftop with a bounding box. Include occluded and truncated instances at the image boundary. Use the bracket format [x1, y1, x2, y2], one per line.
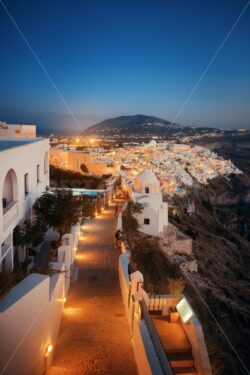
[0, 137, 44, 152]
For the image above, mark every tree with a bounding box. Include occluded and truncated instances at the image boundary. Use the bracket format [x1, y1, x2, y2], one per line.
[80, 196, 96, 218]
[34, 189, 81, 237]
[13, 220, 45, 249]
[13, 225, 26, 247]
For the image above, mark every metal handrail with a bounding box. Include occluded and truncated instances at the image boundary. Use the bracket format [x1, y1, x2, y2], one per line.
[139, 300, 174, 375]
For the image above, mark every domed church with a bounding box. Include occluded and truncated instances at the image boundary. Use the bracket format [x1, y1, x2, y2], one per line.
[132, 169, 168, 236]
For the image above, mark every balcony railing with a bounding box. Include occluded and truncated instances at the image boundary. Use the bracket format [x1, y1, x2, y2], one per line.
[3, 201, 18, 232]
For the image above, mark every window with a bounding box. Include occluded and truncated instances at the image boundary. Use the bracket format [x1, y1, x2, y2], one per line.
[37, 164, 40, 184]
[44, 151, 48, 174]
[144, 218, 150, 225]
[24, 173, 29, 196]
[145, 187, 149, 194]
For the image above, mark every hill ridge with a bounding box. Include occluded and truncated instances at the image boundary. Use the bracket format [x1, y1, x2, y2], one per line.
[84, 114, 175, 134]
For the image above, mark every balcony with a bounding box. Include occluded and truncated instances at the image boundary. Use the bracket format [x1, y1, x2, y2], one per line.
[3, 201, 18, 232]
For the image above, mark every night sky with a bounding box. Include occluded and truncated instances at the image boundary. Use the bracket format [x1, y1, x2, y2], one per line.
[0, 0, 250, 133]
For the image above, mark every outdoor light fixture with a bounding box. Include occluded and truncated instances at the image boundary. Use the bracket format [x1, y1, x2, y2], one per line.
[176, 297, 194, 323]
[63, 297, 67, 303]
[45, 344, 53, 357]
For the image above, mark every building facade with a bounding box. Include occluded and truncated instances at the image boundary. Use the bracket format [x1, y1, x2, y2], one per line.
[0, 122, 36, 138]
[50, 147, 116, 175]
[132, 169, 168, 236]
[0, 138, 49, 271]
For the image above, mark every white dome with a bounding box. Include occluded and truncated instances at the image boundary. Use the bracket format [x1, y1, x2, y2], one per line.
[149, 140, 157, 146]
[134, 169, 160, 194]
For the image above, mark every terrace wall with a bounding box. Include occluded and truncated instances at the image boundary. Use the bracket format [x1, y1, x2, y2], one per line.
[0, 265, 65, 375]
[119, 252, 164, 375]
[0, 224, 80, 375]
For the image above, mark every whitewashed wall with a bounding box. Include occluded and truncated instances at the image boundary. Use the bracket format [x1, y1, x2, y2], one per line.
[118, 252, 163, 375]
[0, 138, 49, 246]
[0, 223, 81, 375]
[0, 263, 65, 375]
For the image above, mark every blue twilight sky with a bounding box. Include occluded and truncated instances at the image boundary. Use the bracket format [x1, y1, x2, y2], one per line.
[0, 0, 250, 133]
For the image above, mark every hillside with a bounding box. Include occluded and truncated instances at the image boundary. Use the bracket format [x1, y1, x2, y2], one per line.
[84, 114, 177, 134]
[169, 173, 250, 375]
[192, 133, 250, 176]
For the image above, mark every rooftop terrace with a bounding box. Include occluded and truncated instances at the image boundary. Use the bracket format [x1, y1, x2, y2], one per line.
[0, 137, 43, 152]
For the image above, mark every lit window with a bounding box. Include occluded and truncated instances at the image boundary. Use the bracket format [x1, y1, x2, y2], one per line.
[144, 218, 150, 225]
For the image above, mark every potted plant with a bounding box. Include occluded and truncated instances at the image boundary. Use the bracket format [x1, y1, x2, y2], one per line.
[167, 277, 185, 322]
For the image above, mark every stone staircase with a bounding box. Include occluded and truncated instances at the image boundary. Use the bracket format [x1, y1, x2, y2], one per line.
[167, 350, 197, 374]
[151, 316, 198, 375]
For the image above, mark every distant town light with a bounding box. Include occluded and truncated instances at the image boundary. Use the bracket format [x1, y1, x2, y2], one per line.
[76, 138, 80, 143]
[176, 297, 194, 323]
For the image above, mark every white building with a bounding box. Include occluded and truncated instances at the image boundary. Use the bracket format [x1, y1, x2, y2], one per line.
[132, 169, 168, 236]
[0, 121, 36, 138]
[0, 137, 49, 271]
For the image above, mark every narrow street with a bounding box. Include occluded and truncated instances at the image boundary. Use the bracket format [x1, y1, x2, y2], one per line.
[47, 202, 137, 375]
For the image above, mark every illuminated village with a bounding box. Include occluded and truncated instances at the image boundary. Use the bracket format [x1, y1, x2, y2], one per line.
[50, 137, 242, 195]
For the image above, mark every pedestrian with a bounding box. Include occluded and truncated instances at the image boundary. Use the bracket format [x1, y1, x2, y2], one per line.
[115, 230, 121, 241]
[115, 229, 122, 249]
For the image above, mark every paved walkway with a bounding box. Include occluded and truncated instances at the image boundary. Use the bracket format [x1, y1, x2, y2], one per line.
[48, 203, 137, 375]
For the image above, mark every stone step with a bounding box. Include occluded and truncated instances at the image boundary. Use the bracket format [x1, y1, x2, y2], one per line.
[168, 352, 194, 368]
[173, 366, 197, 374]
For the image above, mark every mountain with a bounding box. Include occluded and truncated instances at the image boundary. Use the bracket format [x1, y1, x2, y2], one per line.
[84, 114, 177, 134]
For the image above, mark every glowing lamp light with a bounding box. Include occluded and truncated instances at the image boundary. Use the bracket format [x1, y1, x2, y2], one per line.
[176, 297, 194, 323]
[45, 344, 53, 357]
[76, 138, 80, 143]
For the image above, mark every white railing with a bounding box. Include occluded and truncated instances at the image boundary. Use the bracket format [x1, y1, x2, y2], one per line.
[3, 202, 18, 232]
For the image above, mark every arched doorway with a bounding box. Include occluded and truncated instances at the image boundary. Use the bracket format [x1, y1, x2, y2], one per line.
[2, 169, 18, 212]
